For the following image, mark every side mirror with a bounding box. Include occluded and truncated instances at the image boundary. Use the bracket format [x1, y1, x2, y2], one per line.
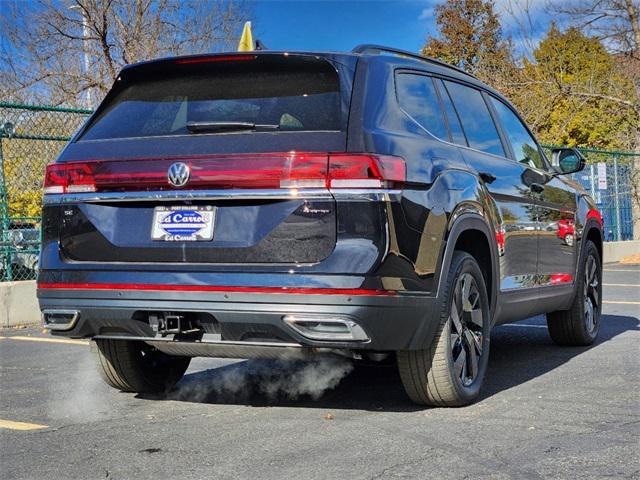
[551, 147, 585, 175]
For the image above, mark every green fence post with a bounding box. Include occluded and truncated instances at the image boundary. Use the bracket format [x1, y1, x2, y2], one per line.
[613, 155, 621, 241]
[0, 133, 11, 281]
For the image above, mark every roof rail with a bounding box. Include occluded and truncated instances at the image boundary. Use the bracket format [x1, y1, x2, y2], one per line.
[351, 44, 477, 79]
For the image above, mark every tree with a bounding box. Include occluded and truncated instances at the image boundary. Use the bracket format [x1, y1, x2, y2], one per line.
[0, 0, 251, 108]
[547, 0, 640, 145]
[550, 0, 640, 60]
[549, 0, 640, 238]
[510, 25, 638, 150]
[421, 0, 513, 80]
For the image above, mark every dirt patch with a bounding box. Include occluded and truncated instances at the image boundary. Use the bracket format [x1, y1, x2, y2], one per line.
[620, 253, 640, 265]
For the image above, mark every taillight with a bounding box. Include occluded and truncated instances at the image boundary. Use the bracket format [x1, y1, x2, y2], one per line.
[43, 153, 405, 194]
[44, 163, 97, 194]
[329, 154, 405, 189]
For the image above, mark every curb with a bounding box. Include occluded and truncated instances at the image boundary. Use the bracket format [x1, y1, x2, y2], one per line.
[603, 240, 640, 264]
[0, 281, 41, 328]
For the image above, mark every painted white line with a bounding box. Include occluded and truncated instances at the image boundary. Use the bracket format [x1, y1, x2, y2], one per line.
[603, 300, 640, 305]
[499, 324, 548, 329]
[603, 283, 640, 287]
[0, 419, 48, 431]
[604, 269, 640, 272]
[0, 335, 89, 346]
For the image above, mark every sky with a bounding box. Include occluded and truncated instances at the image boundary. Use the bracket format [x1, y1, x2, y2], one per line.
[252, 0, 554, 57]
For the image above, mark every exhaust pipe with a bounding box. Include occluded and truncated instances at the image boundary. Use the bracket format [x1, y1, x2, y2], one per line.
[42, 309, 80, 331]
[283, 315, 369, 342]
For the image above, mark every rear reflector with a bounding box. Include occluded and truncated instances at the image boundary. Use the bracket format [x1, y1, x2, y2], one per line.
[44, 153, 405, 194]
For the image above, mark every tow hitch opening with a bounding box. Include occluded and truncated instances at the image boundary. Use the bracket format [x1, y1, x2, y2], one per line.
[147, 312, 217, 337]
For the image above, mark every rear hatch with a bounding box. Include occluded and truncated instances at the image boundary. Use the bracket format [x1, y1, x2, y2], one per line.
[46, 53, 357, 265]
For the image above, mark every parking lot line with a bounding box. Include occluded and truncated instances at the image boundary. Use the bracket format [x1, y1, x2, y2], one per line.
[0, 335, 89, 346]
[602, 300, 640, 305]
[0, 419, 48, 431]
[604, 269, 639, 272]
[500, 324, 547, 329]
[603, 283, 640, 287]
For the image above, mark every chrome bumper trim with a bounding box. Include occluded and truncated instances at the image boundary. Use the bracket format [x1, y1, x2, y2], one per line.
[42, 188, 402, 204]
[42, 309, 81, 331]
[93, 335, 316, 360]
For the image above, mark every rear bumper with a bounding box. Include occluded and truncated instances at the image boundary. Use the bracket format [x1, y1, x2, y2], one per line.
[37, 286, 438, 351]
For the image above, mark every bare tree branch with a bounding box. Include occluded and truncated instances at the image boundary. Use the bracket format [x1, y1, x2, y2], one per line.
[0, 0, 252, 107]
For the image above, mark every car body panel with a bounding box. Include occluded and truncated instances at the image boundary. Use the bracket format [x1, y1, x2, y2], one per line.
[38, 49, 602, 353]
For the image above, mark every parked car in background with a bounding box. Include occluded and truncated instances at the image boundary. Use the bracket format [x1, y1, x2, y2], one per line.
[1, 221, 40, 280]
[37, 45, 603, 406]
[557, 219, 575, 246]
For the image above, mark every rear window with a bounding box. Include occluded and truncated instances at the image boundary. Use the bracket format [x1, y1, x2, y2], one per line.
[395, 73, 448, 141]
[434, 79, 467, 146]
[80, 57, 342, 140]
[443, 80, 505, 157]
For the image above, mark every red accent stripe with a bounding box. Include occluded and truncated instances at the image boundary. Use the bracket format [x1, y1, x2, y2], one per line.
[37, 282, 396, 296]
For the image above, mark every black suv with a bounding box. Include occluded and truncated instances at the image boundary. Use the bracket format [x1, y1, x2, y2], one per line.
[38, 45, 603, 406]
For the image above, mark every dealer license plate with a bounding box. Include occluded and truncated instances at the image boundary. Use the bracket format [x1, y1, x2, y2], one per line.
[151, 206, 216, 241]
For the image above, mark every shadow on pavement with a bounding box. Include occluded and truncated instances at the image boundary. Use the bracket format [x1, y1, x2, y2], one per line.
[139, 314, 638, 412]
[481, 314, 638, 400]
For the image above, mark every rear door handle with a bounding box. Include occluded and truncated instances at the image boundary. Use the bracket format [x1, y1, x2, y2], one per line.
[530, 182, 545, 194]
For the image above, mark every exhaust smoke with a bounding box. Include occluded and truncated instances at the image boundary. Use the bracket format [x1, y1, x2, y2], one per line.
[170, 356, 354, 403]
[47, 348, 110, 422]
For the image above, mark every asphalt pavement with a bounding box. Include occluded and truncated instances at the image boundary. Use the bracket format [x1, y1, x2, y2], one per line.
[1, 264, 639, 479]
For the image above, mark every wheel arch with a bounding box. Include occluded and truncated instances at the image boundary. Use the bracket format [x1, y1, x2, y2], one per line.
[583, 220, 603, 264]
[435, 213, 499, 320]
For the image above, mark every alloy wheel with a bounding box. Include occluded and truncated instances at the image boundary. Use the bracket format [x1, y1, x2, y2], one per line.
[565, 234, 574, 247]
[449, 273, 484, 387]
[584, 255, 600, 333]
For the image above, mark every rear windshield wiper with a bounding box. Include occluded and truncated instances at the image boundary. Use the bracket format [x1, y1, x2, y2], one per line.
[186, 121, 280, 133]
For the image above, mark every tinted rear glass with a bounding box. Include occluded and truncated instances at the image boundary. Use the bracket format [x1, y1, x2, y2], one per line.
[490, 97, 546, 170]
[80, 58, 341, 140]
[444, 80, 505, 157]
[395, 73, 448, 141]
[434, 79, 467, 146]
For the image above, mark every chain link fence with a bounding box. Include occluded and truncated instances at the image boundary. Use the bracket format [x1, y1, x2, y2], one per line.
[0, 103, 91, 281]
[542, 145, 639, 242]
[0, 103, 638, 282]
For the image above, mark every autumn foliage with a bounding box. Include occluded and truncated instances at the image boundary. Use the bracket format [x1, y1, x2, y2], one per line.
[422, 0, 640, 152]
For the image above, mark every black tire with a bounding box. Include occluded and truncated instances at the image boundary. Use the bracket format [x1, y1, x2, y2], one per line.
[91, 339, 191, 393]
[547, 240, 602, 346]
[397, 251, 491, 407]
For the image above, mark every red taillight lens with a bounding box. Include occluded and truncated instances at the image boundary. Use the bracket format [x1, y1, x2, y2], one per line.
[43, 153, 405, 194]
[44, 163, 97, 194]
[328, 154, 405, 188]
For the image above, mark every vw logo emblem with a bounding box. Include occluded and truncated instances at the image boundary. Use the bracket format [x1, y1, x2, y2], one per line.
[167, 162, 190, 188]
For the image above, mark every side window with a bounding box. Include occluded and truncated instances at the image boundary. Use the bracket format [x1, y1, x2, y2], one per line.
[490, 97, 546, 170]
[396, 73, 449, 141]
[434, 79, 467, 146]
[443, 80, 505, 157]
